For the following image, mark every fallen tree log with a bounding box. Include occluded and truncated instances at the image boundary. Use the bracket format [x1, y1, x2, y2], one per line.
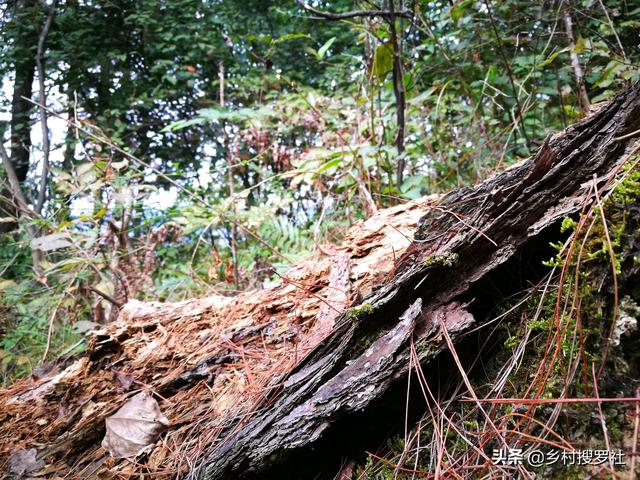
[1, 85, 639, 480]
[193, 84, 640, 479]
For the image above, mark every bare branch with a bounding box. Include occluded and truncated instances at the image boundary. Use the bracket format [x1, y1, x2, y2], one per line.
[296, 1, 411, 20]
[89, 286, 124, 308]
[563, 10, 590, 114]
[388, 0, 407, 190]
[596, 0, 628, 62]
[35, 0, 58, 214]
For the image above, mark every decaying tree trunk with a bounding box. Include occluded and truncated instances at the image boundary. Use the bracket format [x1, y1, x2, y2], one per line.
[194, 84, 640, 479]
[2, 86, 639, 480]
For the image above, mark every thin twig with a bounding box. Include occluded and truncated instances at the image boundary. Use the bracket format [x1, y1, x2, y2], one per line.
[596, 0, 628, 62]
[89, 286, 124, 308]
[408, 341, 511, 476]
[35, 0, 58, 214]
[592, 362, 614, 471]
[593, 175, 619, 376]
[438, 317, 510, 451]
[631, 387, 639, 480]
[614, 128, 640, 142]
[464, 397, 640, 404]
[483, 0, 530, 148]
[41, 291, 66, 362]
[219, 60, 239, 286]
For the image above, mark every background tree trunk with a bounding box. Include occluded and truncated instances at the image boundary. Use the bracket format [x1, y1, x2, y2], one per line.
[0, 0, 38, 233]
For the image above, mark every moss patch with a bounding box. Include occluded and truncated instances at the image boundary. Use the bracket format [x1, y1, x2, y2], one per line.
[346, 303, 375, 321]
[423, 251, 459, 268]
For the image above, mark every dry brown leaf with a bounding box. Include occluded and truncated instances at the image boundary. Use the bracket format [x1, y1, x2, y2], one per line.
[101, 392, 169, 459]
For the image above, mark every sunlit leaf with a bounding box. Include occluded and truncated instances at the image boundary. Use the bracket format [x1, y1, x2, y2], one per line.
[317, 37, 336, 60]
[450, 0, 473, 23]
[537, 47, 570, 67]
[372, 43, 393, 81]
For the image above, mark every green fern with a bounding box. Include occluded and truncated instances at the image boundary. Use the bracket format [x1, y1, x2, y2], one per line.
[259, 216, 311, 255]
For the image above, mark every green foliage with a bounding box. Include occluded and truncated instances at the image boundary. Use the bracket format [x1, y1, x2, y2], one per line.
[372, 42, 394, 80]
[0, 280, 82, 383]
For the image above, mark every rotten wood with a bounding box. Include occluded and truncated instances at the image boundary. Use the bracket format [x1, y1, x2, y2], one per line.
[312, 253, 351, 339]
[0, 193, 427, 478]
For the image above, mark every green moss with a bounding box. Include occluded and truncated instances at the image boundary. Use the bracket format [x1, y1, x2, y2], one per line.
[414, 342, 431, 359]
[504, 335, 518, 349]
[423, 251, 459, 267]
[528, 318, 551, 332]
[611, 160, 640, 204]
[606, 408, 624, 442]
[560, 216, 577, 233]
[346, 302, 375, 321]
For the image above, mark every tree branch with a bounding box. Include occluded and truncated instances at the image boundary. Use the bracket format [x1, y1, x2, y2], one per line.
[388, 0, 406, 190]
[0, 140, 44, 272]
[563, 9, 590, 115]
[296, 1, 411, 20]
[35, 0, 58, 214]
[483, 0, 530, 149]
[89, 286, 124, 308]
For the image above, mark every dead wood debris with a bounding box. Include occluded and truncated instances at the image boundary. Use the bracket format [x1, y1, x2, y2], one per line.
[0, 196, 433, 478]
